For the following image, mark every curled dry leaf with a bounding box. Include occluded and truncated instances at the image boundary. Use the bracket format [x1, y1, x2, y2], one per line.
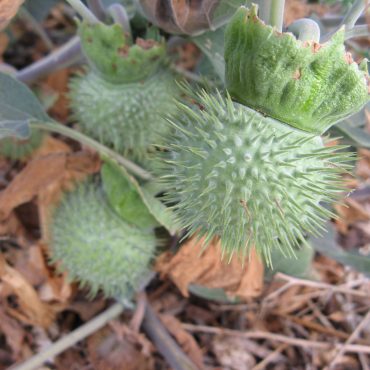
[159, 313, 204, 369]
[0, 0, 24, 31]
[87, 326, 154, 370]
[334, 197, 370, 234]
[0, 254, 56, 327]
[156, 236, 264, 301]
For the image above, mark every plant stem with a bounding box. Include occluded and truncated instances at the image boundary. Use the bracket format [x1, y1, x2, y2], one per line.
[321, 0, 367, 42]
[18, 8, 54, 51]
[86, 0, 106, 21]
[108, 4, 132, 35]
[65, 0, 99, 24]
[342, 0, 367, 29]
[11, 303, 125, 370]
[142, 301, 200, 370]
[16, 36, 82, 84]
[345, 24, 370, 40]
[287, 19, 321, 42]
[31, 121, 153, 181]
[256, 0, 285, 32]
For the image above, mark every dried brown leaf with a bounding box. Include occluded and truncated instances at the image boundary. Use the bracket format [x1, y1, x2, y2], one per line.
[87, 326, 154, 370]
[0, 254, 56, 327]
[0, 0, 24, 31]
[0, 307, 25, 358]
[335, 197, 370, 234]
[156, 236, 264, 301]
[159, 313, 204, 369]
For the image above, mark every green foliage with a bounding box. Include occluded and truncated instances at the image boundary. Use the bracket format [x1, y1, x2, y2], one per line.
[0, 129, 44, 160]
[0, 72, 49, 141]
[50, 180, 157, 298]
[225, 6, 369, 134]
[157, 89, 352, 264]
[102, 159, 180, 235]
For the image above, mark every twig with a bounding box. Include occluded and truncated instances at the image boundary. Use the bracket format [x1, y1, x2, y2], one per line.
[251, 344, 288, 370]
[329, 310, 370, 367]
[16, 36, 82, 84]
[11, 303, 125, 370]
[182, 323, 370, 354]
[273, 273, 368, 298]
[142, 299, 200, 370]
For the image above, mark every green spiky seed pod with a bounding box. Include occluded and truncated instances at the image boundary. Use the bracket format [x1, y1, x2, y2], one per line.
[50, 180, 156, 298]
[158, 90, 351, 264]
[0, 129, 44, 160]
[69, 70, 178, 158]
[69, 21, 179, 159]
[225, 6, 369, 134]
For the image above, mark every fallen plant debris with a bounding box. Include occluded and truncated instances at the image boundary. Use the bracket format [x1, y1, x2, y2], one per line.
[0, 0, 369, 369]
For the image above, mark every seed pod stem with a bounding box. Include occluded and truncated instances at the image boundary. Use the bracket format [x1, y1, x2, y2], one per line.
[107, 3, 132, 35]
[30, 121, 152, 180]
[65, 0, 99, 24]
[256, 0, 285, 31]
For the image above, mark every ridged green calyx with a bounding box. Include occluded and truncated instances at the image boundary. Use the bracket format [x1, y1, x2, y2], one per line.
[50, 180, 156, 298]
[69, 21, 178, 159]
[159, 90, 351, 264]
[225, 5, 369, 134]
[0, 130, 44, 160]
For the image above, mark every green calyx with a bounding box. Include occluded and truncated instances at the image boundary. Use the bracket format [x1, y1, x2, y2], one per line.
[157, 89, 352, 265]
[0, 129, 44, 160]
[50, 180, 156, 299]
[79, 21, 166, 83]
[69, 69, 178, 159]
[225, 5, 370, 134]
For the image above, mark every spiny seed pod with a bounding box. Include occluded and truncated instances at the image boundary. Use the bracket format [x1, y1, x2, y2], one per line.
[134, 0, 246, 35]
[0, 130, 44, 160]
[50, 180, 156, 298]
[158, 89, 351, 264]
[225, 6, 369, 134]
[69, 22, 179, 159]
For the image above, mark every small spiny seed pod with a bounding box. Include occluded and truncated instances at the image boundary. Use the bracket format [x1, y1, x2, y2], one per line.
[69, 22, 179, 159]
[225, 6, 369, 134]
[134, 0, 245, 35]
[158, 89, 352, 264]
[50, 180, 156, 298]
[0, 130, 44, 160]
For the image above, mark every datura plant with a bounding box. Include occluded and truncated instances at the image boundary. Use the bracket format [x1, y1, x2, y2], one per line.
[50, 179, 157, 299]
[69, 19, 179, 160]
[157, 5, 369, 265]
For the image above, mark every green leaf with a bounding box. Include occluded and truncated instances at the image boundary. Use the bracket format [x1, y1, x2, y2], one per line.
[265, 243, 315, 279]
[192, 26, 226, 81]
[188, 284, 240, 304]
[0, 72, 49, 140]
[331, 103, 370, 148]
[102, 160, 179, 234]
[309, 222, 370, 276]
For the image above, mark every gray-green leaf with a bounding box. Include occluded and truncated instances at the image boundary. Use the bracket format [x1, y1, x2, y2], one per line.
[0, 72, 49, 140]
